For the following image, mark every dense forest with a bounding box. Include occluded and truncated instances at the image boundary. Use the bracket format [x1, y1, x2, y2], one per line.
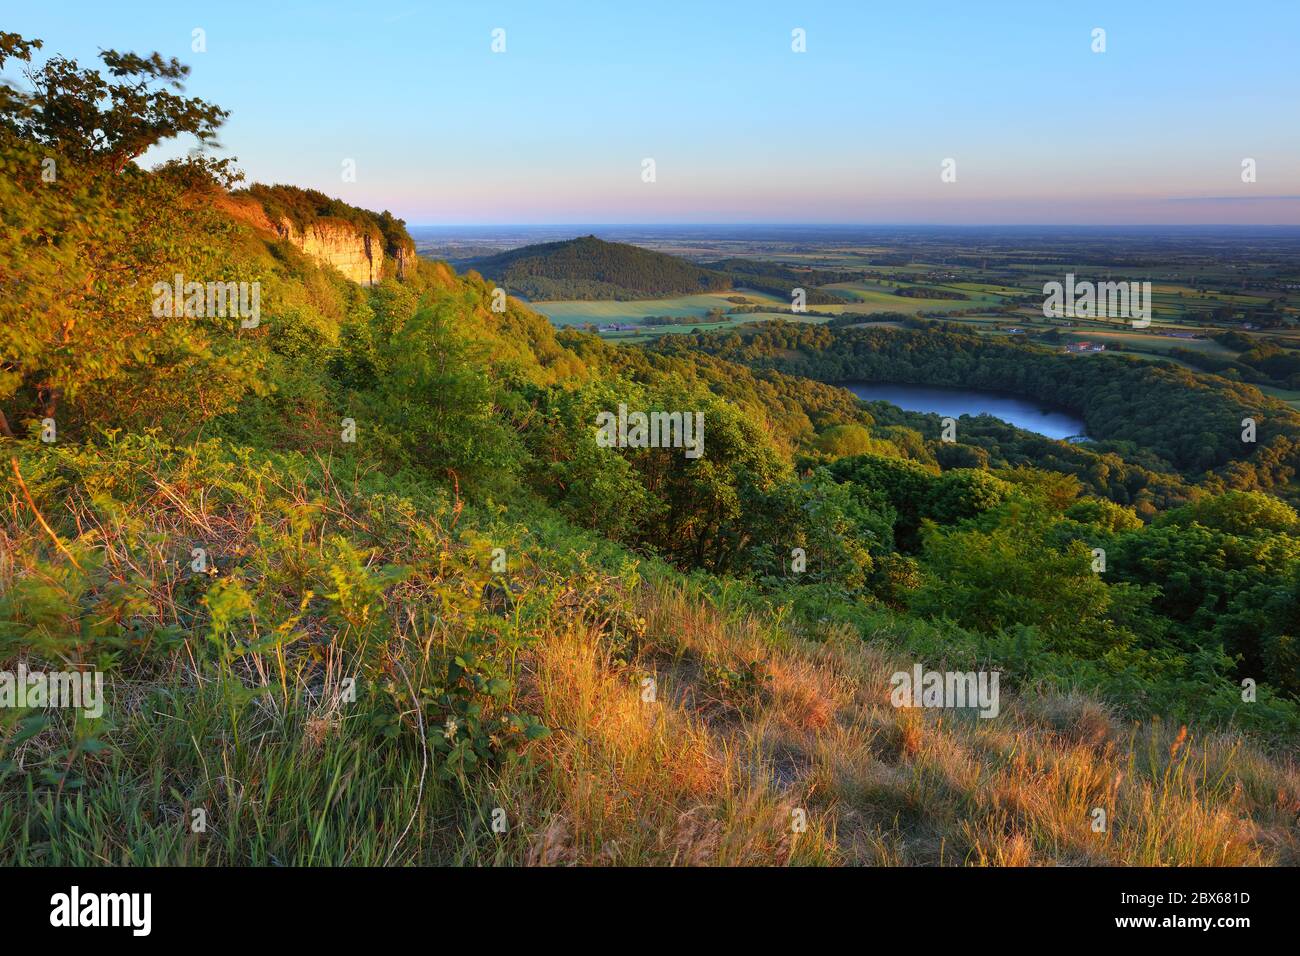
[662, 321, 1300, 493]
[1, 32, 1297, 867]
[463, 235, 732, 300]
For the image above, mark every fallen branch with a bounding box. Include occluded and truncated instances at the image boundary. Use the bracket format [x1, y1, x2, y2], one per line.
[9, 456, 83, 571]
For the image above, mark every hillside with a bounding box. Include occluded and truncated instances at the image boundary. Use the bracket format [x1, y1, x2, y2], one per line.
[5, 149, 1300, 864]
[462, 235, 732, 300]
[228, 184, 418, 286]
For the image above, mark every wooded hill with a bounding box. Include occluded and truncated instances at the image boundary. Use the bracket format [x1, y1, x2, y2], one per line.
[463, 236, 851, 304]
[463, 235, 732, 300]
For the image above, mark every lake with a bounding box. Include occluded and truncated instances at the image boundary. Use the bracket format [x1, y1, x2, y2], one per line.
[844, 383, 1087, 440]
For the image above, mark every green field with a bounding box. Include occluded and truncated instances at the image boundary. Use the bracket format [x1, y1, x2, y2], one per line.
[600, 310, 832, 341]
[531, 288, 787, 326]
[522, 235, 1298, 367]
[1059, 329, 1234, 355]
[821, 281, 1001, 314]
[1257, 383, 1300, 410]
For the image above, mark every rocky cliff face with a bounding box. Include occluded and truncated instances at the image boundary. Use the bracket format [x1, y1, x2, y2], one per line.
[275, 219, 392, 286]
[391, 241, 417, 281]
[221, 194, 415, 286]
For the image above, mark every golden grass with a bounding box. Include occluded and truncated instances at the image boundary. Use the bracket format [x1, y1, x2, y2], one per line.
[3, 445, 1295, 866]
[497, 614, 838, 865]
[503, 580, 1300, 866]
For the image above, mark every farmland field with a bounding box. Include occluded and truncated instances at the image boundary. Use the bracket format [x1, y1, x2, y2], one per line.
[821, 281, 1003, 314]
[532, 288, 787, 326]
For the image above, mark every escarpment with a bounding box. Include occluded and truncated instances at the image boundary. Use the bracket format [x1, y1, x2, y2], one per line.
[221, 186, 416, 286]
[274, 218, 390, 286]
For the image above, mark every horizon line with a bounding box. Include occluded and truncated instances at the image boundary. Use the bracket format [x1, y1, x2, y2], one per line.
[405, 222, 1300, 230]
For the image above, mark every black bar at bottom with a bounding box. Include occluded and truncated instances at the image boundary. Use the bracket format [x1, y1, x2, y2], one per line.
[0, 865, 1283, 942]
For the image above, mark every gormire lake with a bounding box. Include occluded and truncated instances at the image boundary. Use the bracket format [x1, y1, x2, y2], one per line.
[844, 383, 1088, 441]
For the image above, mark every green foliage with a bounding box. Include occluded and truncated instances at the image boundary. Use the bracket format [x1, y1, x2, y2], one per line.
[354, 297, 524, 493]
[826, 453, 1010, 548]
[910, 503, 1134, 658]
[465, 235, 732, 300]
[928, 469, 1015, 524]
[0, 32, 227, 171]
[813, 423, 883, 458]
[1108, 516, 1300, 691]
[0, 138, 269, 439]
[991, 465, 1083, 511]
[672, 320, 1300, 497]
[1065, 496, 1145, 532]
[742, 469, 893, 589]
[520, 378, 660, 539]
[1156, 490, 1299, 535]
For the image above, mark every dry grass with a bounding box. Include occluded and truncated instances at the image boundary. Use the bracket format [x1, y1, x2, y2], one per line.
[3, 442, 1296, 866]
[504, 581, 1300, 866]
[497, 614, 838, 865]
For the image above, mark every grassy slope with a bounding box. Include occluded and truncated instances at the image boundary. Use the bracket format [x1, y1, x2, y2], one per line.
[2, 202, 1298, 867]
[3, 438, 1295, 866]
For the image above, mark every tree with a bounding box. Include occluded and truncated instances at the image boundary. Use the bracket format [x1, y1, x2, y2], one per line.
[364, 297, 523, 494]
[1156, 490, 1299, 536]
[911, 504, 1135, 657]
[813, 423, 876, 458]
[0, 32, 228, 172]
[0, 36, 263, 439]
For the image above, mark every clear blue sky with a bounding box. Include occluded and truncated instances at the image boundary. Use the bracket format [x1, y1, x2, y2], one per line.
[7, 0, 1299, 224]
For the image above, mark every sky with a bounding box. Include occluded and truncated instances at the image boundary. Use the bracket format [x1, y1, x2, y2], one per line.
[5, 0, 1300, 225]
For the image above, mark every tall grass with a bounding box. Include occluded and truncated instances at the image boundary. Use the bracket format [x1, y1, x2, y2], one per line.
[2, 436, 1296, 865]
